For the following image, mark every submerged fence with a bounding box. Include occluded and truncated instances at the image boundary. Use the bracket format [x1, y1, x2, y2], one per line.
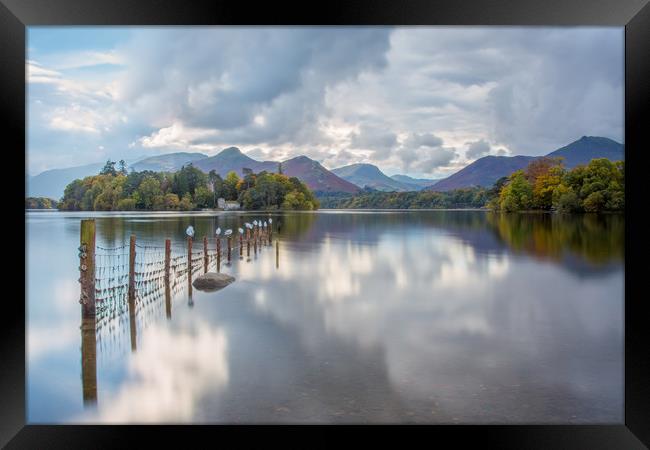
[78, 219, 276, 327]
[78, 218, 278, 405]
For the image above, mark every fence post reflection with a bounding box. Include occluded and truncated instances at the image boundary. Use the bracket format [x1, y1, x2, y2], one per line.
[80, 317, 97, 406]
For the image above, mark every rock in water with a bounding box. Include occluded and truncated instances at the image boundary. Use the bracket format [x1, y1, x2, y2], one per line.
[192, 272, 235, 292]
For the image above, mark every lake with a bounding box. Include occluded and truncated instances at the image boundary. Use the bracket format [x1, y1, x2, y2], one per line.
[26, 210, 624, 424]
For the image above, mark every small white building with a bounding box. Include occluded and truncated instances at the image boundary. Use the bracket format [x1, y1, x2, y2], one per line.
[217, 198, 240, 210]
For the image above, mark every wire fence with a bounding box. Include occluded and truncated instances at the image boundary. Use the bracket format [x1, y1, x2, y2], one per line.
[93, 232, 274, 329]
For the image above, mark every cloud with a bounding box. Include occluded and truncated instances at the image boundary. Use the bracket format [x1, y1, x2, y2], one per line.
[465, 139, 491, 159]
[396, 145, 458, 174]
[26, 27, 623, 177]
[136, 122, 220, 151]
[404, 133, 444, 149]
[116, 28, 391, 147]
[348, 124, 398, 160]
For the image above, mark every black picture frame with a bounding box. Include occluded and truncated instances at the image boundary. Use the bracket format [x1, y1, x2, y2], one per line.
[3, 0, 649, 447]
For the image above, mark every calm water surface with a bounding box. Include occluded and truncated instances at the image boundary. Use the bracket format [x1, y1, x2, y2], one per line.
[26, 210, 624, 423]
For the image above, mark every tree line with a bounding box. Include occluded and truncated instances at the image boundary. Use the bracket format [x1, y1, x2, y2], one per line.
[488, 157, 624, 213]
[58, 160, 319, 211]
[318, 157, 623, 213]
[316, 186, 490, 209]
[26, 197, 58, 209]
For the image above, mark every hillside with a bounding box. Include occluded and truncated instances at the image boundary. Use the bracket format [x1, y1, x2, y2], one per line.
[430, 136, 624, 191]
[431, 155, 536, 191]
[332, 163, 410, 192]
[28, 162, 105, 199]
[546, 136, 624, 168]
[283, 156, 360, 193]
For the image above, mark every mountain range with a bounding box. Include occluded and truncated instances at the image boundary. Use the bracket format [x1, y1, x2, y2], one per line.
[429, 136, 624, 191]
[27, 135, 624, 200]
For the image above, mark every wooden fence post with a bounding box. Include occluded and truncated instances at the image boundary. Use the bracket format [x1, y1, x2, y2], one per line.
[187, 236, 193, 280]
[227, 236, 232, 262]
[128, 234, 136, 306]
[239, 234, 243, 258]
[276, 239, 279, 269]
[127, 234, 137, 352]
[164, 239, 171, 319]
[79, 219, 96, 318]
[80, 317, 97, 405]
[217, 238, 221, 272]
[164, 239, 171, 285]
[203, 236, 208, 273]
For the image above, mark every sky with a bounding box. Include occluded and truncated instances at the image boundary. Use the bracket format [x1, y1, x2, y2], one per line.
[27, 26, 624, 178]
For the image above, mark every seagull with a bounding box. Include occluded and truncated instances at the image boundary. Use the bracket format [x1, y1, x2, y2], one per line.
[268, 218, 273, 224]
[238, 227, 244, 234]
[215, 227, 221, 236]
[186, 225, 195, 237]
[263, 221, 267, 228]
[224, 229, 233, 236]
[245, 223, 252, 229]
[253, 220, 258, 226]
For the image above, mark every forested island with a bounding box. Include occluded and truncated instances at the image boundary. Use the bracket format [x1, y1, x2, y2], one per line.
[58, 160, 319, 211]
[489, 157, 623, 212]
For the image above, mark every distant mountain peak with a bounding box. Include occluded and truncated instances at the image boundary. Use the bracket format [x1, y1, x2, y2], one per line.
[287, 155, 313, 163]
[282, 155, 359, 193]
[430, 135, 623, 191]
[217, 146, 243, 156]
[332, 163, 413, 192]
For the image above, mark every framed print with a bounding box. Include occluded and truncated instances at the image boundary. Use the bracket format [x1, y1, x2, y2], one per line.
[2, 0, 649, 447]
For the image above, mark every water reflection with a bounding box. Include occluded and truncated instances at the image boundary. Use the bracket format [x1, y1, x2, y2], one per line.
[82, 320, 229, 423]
[80, 318, 97, 406]
[26, 211, 623, 424]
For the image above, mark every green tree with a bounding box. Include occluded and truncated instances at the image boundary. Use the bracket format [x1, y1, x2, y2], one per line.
[179, 192, 195, 211]
[498, 171, 533, 212]
[194, 185, 213, 208]
[223, 171, 240, 200]
[163, 193, 180, 210]
[100, 160, 117, 176]
[138, 176, 162, 209]
[116, 198, 136, 210]
[552, 184, 580, 213]
[282, 190, 314, 210]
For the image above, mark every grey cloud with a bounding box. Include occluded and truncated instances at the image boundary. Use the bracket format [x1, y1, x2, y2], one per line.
[413, 147, 458, 173]
[348, 124, 398, 160]
[465, 139, 491, 159]
[118, 27, 392, 146]
[404, 133, 443, 149]
[27, 27, 623, 178]
[395, 136, 458, 175]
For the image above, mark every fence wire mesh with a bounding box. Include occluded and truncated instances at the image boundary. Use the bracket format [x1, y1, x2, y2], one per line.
[93, 231, 274, 330]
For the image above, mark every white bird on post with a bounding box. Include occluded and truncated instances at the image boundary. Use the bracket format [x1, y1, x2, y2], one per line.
[186, 225, 195, 237]
[224, 229, 233, 236]
[215, 227, 221, 236]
